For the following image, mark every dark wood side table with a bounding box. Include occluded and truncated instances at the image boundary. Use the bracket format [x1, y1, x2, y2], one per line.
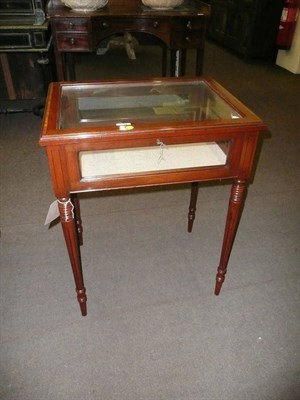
[46, 0, 210, 80]
[40, 77, 266, 316]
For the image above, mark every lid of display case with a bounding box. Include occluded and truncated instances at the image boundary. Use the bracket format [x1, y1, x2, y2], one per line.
[59, 79, 242, 130]
[40, 77, 266, 146]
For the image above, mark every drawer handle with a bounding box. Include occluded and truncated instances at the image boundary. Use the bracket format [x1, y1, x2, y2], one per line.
[102, 21, 109, 28]
[69, 37, 76, 45]
[186, 20, 192, 30]
[185, 36, 191, 42]
[153, 21, 159, 28]
[69, 22, 74, 29]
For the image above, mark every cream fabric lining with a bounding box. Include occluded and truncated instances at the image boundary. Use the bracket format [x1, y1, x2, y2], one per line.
[79, 142, 227, 178]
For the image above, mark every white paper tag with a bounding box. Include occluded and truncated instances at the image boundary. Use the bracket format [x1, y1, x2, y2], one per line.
[44, 200, 60, 226]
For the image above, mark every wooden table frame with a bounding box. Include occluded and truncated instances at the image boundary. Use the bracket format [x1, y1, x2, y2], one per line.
[46, 0, 210, 80]
[40, 77, 266, 316]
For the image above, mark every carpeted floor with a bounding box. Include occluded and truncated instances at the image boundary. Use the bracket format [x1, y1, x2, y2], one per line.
[0, 40, 299, 400]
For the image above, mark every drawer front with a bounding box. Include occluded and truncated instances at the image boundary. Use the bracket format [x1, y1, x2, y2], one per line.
[172, 18, 205, 31]
[92, 17, 171, 47]
[56, 33, 90, 51]
[171, 31, 204, 48]
[94, 17, 169, 35]
[54, 18, 89, 32]
[91, 17, 170, 46]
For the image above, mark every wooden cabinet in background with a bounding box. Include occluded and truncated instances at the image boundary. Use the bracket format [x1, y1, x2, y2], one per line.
[208, 0, 285, 59]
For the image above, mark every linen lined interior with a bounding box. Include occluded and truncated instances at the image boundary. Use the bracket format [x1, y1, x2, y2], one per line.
[79, 141, 228, 178]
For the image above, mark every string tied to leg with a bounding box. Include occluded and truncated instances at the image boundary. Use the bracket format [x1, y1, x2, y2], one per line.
[57, 198, 75, 222]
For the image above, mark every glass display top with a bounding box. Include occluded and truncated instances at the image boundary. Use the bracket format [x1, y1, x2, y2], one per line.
[59, 80, 241, 129]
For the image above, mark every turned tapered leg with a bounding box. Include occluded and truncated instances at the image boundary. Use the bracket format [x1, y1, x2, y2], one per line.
[215, 180, 247, 295]
[195, 48, 204, 76]
[58, 198, 87, 316]
[170, 49, 187, 77]
[162, 46, 167, 77]
[188, 182, 199, 233]
[71, 194, 83, 246]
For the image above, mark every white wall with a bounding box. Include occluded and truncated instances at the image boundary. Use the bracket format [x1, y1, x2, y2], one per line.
[276, 16, 300, 74]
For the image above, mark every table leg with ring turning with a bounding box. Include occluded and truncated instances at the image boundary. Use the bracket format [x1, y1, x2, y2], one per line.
[58, 197, 87, 316]
[215, 179, 247, 295]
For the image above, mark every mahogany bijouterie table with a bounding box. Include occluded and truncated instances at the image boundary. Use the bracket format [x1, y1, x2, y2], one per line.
[40, 77, 266, 316]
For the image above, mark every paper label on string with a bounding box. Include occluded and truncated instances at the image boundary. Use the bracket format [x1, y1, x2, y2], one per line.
[44, 200, 60, 226]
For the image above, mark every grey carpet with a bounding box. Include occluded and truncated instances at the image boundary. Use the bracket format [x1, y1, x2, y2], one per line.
[0, 41, 299, 400]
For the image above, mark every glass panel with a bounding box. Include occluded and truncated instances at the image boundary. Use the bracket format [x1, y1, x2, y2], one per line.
[0, 33, 31, 48]
[0, 0, 34, 13]
[79, 140, 231, 179]
[60, 81, 241, 129]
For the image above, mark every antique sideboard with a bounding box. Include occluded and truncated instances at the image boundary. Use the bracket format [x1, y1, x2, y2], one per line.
[46, 0, 210, 80]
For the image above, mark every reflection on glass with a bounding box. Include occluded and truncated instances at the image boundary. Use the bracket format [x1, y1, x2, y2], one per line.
[60, 81, 241, 129]
[79, 140, 231, 179]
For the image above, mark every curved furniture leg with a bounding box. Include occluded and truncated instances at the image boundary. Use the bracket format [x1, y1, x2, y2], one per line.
[215, 180, 247, 295]
[58, 197, 87, 316]
[188, 182, 199, 233]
